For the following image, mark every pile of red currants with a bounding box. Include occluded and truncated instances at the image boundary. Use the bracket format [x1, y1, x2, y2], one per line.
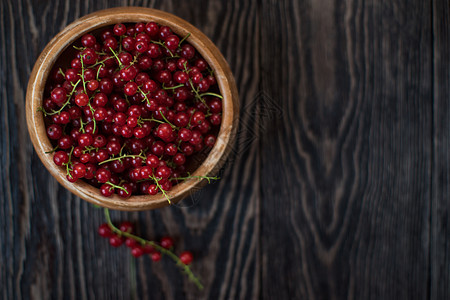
[41, 21, 223, 201]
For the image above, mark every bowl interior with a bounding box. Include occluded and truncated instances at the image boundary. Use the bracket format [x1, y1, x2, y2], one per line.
[26, 7, 239, 211]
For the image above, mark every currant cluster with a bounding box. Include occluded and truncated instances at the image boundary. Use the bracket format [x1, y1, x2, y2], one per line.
[98, 208, 202, 289]
[41, 22, 223, 201]
[98, 222, 192, 264]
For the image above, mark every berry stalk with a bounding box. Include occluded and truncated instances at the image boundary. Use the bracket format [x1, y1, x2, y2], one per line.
[104, 208, 204, 290]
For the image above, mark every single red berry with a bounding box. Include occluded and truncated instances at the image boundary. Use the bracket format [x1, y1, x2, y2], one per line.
[181, 44, 195, 59]
[160, 236, 174, 249]
[143, 244, 155, 254]
[67, 171, 78, 183]
[159, 26, 172, 40]
[151, 252, 162, 262]
[122, 36, 135, 52]
[87, 79, 99, 91]
[156, 123, 173, 141]
[72, 163, 87, 179]
[81, 48, 97, 65]
[85, 163, 96, 179]
[100, 184, 114, 197]
[50, 87, 67, 106]
[125, 237, 138, 248]
[47, 124, 63, 140]
[81, 34, 96, 47]
[131, 246, 144, 258]
[135, 40, 148, 53]
[58, 111, 71, 124]
[209, 113, 222, 126]
[113, 23, 127, 36]
[179, 251, 193, 265]
[78, 133, 94, 147]
[119, 221, 133, 233]
[58, 136, 73, 149]
[96, 167, 111, 183]
[118, 183, 132, 198]
[165, 35, 179, 51]
[147, 184, 158, 195]
[53, 151, 69, 166]
[98, 223, 113, 238]
[173, 153, 186, 165]
[124, 82, 138, 96]
[109, 235, 124, 247]
[75, 93, 89, 107]
[145, 22, 159, 37]
[205, 134, 217, 147]
[95, 149, 109, 163]
[146, 154, 159, 168]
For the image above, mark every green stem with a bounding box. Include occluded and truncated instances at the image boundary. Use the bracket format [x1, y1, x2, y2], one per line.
[106, 181, 128, 193]
[149, 175, 171, 205]
[182, 62, 209, 108]
[173, 174, 220, 184]
[64, 146, 75, 177]
[139, 117, 165, 125]
[137, 86, 151, 105]
[109, 47, 123, 67]
[199, 92, 223, 99]
[103, 208, 203, 290]
[44, 79, 81, 116]
[179, 33, 191, 46]
[162, 83, 184, 90]
[80, 56, 87, 94]
[98, 153, 146, 165]
[159, 111, 178, 130]
[150, 40, 175, 57]
[73, 45, 85, 51]
[44, 145, 59, 154]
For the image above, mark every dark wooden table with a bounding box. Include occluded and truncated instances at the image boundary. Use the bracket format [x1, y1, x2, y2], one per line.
[1, 0, 449, 299]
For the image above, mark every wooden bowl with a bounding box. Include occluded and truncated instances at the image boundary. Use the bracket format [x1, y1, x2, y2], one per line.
[26, 7, 239, 211]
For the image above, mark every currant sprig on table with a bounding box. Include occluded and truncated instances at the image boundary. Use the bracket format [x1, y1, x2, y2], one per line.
[39, 21, 224, 202]
[99, 208, 203, 290]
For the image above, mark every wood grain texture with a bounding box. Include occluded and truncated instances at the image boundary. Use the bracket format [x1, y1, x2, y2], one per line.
[259, 0, 433, 299]
[1, 0, 449, 299]
[432, 0, 450, 299]
[1, 0, 259, 299]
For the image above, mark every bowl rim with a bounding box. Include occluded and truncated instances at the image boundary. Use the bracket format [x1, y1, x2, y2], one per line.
[26, 7, 239, 211]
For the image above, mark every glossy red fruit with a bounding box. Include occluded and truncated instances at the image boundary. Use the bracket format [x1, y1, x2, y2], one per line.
[131, 246, 144, 258]
[160, 236, 174, 249]
[179, 251, 193, 265]
[151, 252, 162, 262]
[98, 223, 113, 238]
[109, 235, 124, 247]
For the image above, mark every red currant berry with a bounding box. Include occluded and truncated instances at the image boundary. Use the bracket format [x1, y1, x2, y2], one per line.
[165, 35, 179, 51]
[148, 184, 158, 195]
[51, 87, 67, 106]
[160, 236, 174, 249]
[109, 235, 124, 247]
[151, 251, 162, 262]
[131, 246, 144, 258]
[53, 151, 69, 166]
[100, 184, 114, 197]
[125, 237, 138, 248]
[96, 167, 111, 183]
[81, 34, 96, 47]
[75, 93, 89, 107]
[113, 23, 127, 36]
[118, 183, 132, 198]
[47, 124, 63, 140]
[98, 223, 113, 238]
[179, 251, 193, 265]
[119, 221, 133, 233]
[58, 136, 73, 149]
